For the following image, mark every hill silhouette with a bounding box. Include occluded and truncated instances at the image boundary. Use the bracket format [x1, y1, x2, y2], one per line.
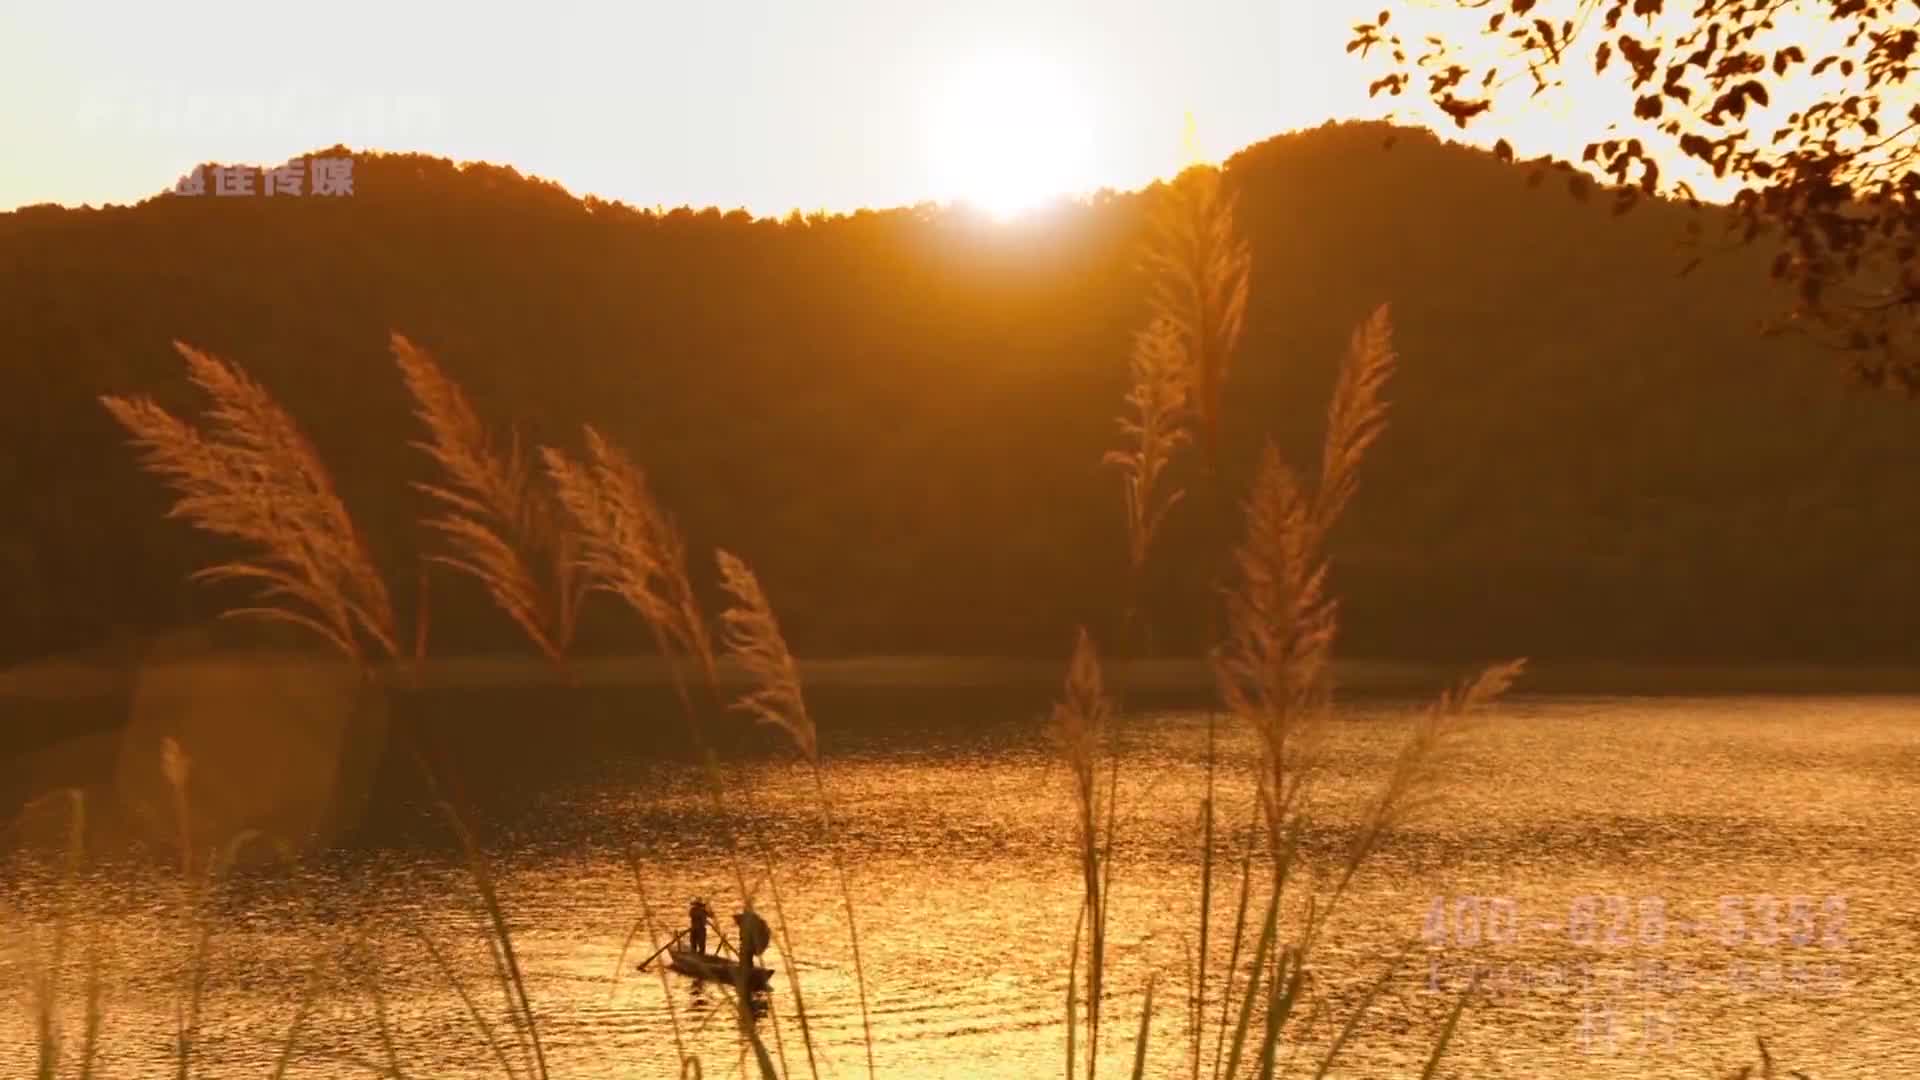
[3, 120, 1916, 668]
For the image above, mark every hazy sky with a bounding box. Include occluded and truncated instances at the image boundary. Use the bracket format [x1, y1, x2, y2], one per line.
[3, 0, 1858, 215]
[0, 0, 1408, 214]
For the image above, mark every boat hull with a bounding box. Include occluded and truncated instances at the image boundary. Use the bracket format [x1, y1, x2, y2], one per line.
[661, 948, 775, 990]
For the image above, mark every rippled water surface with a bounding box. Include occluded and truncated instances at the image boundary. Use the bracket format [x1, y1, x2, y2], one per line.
[4, 690, 1919, 1078]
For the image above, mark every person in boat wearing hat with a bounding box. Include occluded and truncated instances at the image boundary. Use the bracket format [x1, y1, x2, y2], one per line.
[688, 897, 711, 954]
[733, 906, 771, 968]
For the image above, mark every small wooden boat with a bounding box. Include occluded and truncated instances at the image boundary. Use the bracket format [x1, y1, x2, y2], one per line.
[661, 947, 775, 991]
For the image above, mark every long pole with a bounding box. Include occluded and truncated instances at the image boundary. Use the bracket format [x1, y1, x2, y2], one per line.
[637, 929, 685, 972]
[707, 918, 738, 958]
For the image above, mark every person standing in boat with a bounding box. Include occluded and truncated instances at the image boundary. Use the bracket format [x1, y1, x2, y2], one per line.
[688, 897, 710, 954]
[734, 907, 771, 967]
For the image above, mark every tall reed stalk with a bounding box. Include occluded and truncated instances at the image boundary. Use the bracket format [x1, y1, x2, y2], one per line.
[104, 343, 551, 1078]
[418, 761, 550, 1080]
[393, 333, 584, 672]
[717, 551, 878, 1080]
[1148, 158, 1255, 1080]
[105, 339, 845, 1078]
[14, 789, 101, 1080]
[101, 343, 401, 667]
[1074, 155, 1523, 1080]
[1048, 628, 1119, 1079]
[613, 844, 694, 1076]
[1093, 159, 1255, 1080]
[1106, 317, 1192, 658]
[155, 737, 291, 1080]
[1203, 304, 1520, 1076]
[546, 427, 849, 1079]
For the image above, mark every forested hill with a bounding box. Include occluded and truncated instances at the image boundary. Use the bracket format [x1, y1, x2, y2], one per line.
[3, 120, 1916, 668]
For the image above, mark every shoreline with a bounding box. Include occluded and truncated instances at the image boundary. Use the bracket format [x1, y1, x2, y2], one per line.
[5, 651, 1920, 700]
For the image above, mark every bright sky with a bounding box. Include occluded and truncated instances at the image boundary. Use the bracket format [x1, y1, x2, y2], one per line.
[0, 0, 1396, 215]
[2, 0, 1893, 216]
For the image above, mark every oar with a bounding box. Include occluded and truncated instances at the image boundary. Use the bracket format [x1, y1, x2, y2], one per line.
[637, 929, 684, 972]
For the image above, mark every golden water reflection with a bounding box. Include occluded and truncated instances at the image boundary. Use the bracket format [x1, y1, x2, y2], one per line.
[3, 694, 1917, 1078]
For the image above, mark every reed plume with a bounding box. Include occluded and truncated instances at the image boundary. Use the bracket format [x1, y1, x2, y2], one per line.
[716, 548, 877, 1079]
[1214, 302, 1398, 839]
[716, 551, 814, 761]
[1334, 659, 1525, 905]
[102, 340, 561, 1076]
[1051, 628, 1111, 851]
[1192, 303, 1521, 1077]
[546, 430, 795, 1078]
[1143, 165, 1252, 471]
[542, 427, 714, 688]
[1105, 317, 1193, 597]
[1122, 155, 1251, 1080]
[1312, 307, 1396, 539]
[392, 333, 583, 667]
[1214, 443, 1337, 839]
[1049, 627, 1115, 1080]
[99, 343, 398, 666]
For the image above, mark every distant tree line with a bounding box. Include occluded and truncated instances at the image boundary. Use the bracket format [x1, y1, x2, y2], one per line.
[3, 121, 1918, 666]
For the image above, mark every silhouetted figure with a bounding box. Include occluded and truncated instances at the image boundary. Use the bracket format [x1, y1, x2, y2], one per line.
[733, 908, 771, 968]
[689, 897, 710, 954]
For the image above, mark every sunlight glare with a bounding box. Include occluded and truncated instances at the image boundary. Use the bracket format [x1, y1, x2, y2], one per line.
[924, 51, 1096, 222]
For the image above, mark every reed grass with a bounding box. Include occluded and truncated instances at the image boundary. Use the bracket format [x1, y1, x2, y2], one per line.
[1105, 317, 1192, 648]
[717, 550, 878, 1080]
[363, 936, 411, 1080]
[417, 926, 527, 1080]
[1733, 1035, 1813, 1080]
[541, 432, 786, 1078]
[419, 763, 550, 1080]
[542, 429, 714, 695]
[613, 844, 693, 1076]
[14, 789, 99, 1080]
[1128, 973, 1156, 1080]
[99, 337, 833, 1078]
[1066, 161, 1528, 1080]
[100, 343, 401, 666]
[267, 953, 328, 1080]
[1130, 159, 1254, 1080]
[542, 424, 904, 1080]
[156, 738, 295, 1080]
[101, 342, 560, 1079]
[60, 167, 1827, 1080]
[1143, 164, 1252, 473]
[1048, 627, 1116, 1079]
[393, 333, 584, 670]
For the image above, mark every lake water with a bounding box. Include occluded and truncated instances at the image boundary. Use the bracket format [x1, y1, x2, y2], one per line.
[3, 686, 1918, 1079]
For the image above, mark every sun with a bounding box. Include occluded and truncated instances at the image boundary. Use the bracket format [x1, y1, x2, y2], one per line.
[924, 51, 1096, 221]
